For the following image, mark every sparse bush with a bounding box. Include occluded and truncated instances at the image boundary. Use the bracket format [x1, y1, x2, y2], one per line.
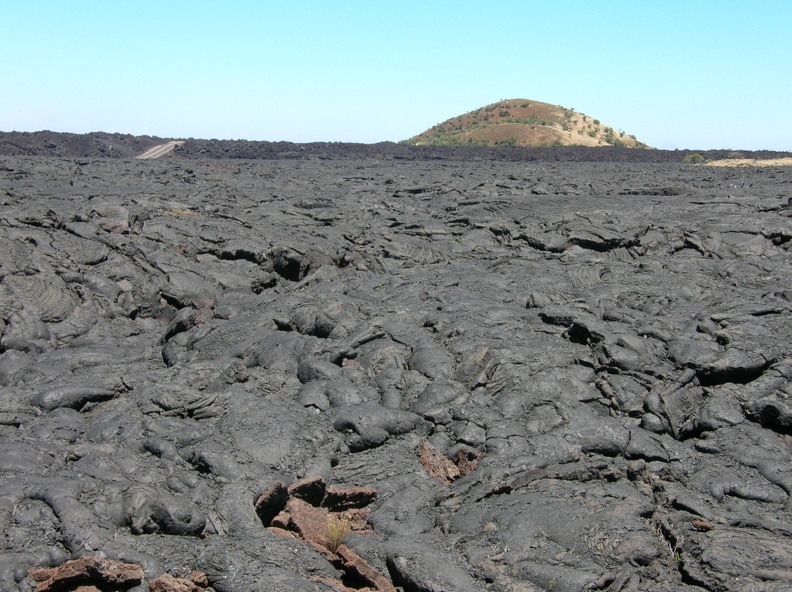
[683, 153, 706, 164]
[325, 514, 351, 552]
[499, 110, 511, 117]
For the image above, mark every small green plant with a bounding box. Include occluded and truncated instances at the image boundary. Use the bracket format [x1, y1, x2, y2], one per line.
[325, 514, 351, 552]
[683, 153, 706, 164]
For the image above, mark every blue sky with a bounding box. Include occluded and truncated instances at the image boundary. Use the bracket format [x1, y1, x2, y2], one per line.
[2, 1, 790, 150]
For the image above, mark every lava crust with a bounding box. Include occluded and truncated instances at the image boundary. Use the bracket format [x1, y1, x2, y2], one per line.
[1, 153, 792, 591]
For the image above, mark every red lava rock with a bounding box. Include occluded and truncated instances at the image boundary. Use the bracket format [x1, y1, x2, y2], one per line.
[27, 569, 52, 582]
[188, 571, 209, 587]
[260, 475, 382, 586]
[419, 440, 459, 485]
[255, 480, 289, 526]
[344, 508, 373, 534]
[288, 475, 327, 506]
[691, 519, 715, 531]
[323, 486, 378, 511]
[283, 498, 331, 547]
[455, 446, 481, 476]
[30, 556, 144, 592]
[149, 573, 206, 592]
[270, 510, 291, 530]
[335, 545, 397, 592]
[269, 525, 299, 540]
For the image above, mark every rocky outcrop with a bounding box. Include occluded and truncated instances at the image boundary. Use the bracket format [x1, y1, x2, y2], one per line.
[28, 557, 144, 591]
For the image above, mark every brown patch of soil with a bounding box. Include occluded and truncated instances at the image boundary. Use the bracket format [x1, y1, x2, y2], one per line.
[707, 157, 792, 167]
[460, 122, 603, 147]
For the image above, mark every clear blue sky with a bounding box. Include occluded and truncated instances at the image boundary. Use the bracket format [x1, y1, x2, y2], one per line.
[2, 1, 790, 150]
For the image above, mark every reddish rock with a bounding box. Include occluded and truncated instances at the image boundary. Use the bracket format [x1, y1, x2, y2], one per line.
[419, 440, 459, 485]
[269, 526, 299, 540]
[335, 545, 397, 592]
[322, 486, 377, 511]
[344, 508, 373, 534]
[270, 510, 291, 530]
[255, 480, 288, 526]
[27, 569, 52, 583]
[149, 573, 205, 592]
[691, 519, 715, 531]
[283, 499, 331, 547]
[188, 571, 209, 587]
[287, 475, 326, 506]
[30, 556, 144, 592]
[455, 446, 481, 476]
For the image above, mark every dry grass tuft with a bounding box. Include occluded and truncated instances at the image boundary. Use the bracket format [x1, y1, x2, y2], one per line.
[325, 514, 352, 552]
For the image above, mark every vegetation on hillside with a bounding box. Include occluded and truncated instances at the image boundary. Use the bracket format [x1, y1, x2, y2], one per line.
[405, 99, 650, 149]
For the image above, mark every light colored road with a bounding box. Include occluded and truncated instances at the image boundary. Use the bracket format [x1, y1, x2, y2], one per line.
[136, 141, 185, 159]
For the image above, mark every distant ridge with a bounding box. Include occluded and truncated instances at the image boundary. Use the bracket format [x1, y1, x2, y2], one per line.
[406, 98, 650, 148]
[3, 130, 790, 162]
[0, 131, 171, 158]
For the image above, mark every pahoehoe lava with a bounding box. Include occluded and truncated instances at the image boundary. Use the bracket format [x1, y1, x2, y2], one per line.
[1, 149, 792, 591]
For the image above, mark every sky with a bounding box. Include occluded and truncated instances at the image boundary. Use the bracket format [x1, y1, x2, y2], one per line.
[2, 1, 791, 150]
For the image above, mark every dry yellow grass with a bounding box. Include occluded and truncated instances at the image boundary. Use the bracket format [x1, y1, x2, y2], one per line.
[706, 157, 792, 167]
[325, 514, 351, 552]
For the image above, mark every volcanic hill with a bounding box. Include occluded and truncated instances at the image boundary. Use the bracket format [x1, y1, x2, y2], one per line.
[406, 98, 650, 149]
